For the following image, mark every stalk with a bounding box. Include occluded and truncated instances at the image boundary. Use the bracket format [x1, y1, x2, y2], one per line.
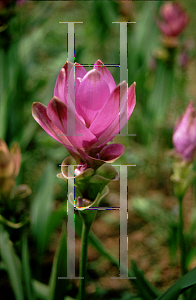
[78, 222, 91, 300]
[178, 195, 187, 276]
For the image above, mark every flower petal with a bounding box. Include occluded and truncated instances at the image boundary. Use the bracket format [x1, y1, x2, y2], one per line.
[119, 81, 136, 131]
[89, 81, 126, 139]
[10, 142, 21, 178]
[99, 143, 125, 162]
[90, 82, 136, 146]
[47, 97, 98, 151]
[173, 102, 194, 152]
[109, 81, 136, 137]
[75, 69, 110, 127]
[32, 102, 80, 160]
[76, 144, 124, 168]
[182, 143, 196, 161]
[93, 60, 116, 93]
[54, 61, 74, 105]
[0, 140, 14, 178]
[68, 62, 87, 103]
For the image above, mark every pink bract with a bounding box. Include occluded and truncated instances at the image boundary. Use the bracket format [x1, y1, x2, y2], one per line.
[173, 102, 196, 161]
[156, 2, 188, 37]
[32, 60, 136, 167]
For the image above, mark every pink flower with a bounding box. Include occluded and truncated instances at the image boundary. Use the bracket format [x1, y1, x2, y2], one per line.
[156, 2, 188, 37]
[173, 102, 196, 161]
[17, 0, 25, 5]
[32, 60, 136, 168]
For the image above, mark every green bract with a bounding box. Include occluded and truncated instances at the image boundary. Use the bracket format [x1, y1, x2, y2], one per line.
[57, 156, 119, 225]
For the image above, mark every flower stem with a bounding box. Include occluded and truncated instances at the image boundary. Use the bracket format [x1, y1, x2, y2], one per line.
[78, 222, 91, 300]
[178, 195, 187, 275]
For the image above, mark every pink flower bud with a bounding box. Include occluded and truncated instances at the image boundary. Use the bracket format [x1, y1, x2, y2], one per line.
[156, 2, 188, 37]
[0, 139, 21, 179]
[0, 139, 21, 198]
[173, 102, 196, 161]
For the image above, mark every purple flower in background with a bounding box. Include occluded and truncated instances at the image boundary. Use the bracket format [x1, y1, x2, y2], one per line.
[173, 102, 196, 161]
[156, 2, 188, 37]
[17, 0, 25, 5]
[0, 0, 24, 9]
[32, 60, 136, 168]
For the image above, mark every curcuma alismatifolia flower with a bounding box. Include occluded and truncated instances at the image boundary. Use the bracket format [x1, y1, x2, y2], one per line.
[0, 139, 31, 200]
[156, 2, 188, 37]
[0, 139, 21, 198]
[32, 60, 136, 169]
[173, 102, 196, 161]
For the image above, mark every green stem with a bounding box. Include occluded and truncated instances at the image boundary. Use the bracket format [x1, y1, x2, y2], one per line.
[178, 195, 187, 275]
[78, 222, 91, 300]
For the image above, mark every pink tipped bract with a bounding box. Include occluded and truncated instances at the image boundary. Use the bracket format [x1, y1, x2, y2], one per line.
[173, 102, 196, 161]
[32, 60, 136, 166]
[156, 2, 188, 37]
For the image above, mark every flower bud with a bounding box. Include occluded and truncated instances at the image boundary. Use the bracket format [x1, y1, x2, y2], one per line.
[156, 2, 188, 38]
[173, 102, 196, 161]
[0, 139, 21, 198]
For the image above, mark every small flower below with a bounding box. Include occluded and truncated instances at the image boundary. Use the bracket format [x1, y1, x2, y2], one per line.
[76, 196, 92, 208]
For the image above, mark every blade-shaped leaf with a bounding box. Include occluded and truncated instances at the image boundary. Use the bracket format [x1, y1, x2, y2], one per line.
[48, 226, 69, 300]
[0, 226, 24, 300]
[33, 280, 49, 300]
[21, 236, 36, 300]
[131, 260, 160, 300]
[30, 162, 55, 258]
[186, 283, 196, 300]
[156, 267, 196, 300]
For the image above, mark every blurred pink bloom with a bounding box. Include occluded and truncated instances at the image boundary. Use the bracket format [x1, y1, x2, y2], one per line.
[156, 2, 188, 37]
[17, 0, 25, 5]
[0, 0, 24, 9]
[32, 60, 136, 167]
[173, 102, 196, 161]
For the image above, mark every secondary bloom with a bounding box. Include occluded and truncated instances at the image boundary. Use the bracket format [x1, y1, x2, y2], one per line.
[32, 60, 136, 168]
[173, 102, 196, 161]
[156, 2, 188, 37]
[0, 139, 20, 197]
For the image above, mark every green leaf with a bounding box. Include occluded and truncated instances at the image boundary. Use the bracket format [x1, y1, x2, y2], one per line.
[87, 174, 110, 200]
[96, 163, 119, 181]
[48, 226, 69, 300]
[21, 236, 36, 300]
[30, 162, 55, 259]
[148, 60, 174, 126]
[44, 201, 67, 249]
[0, 226, 24, 300]
[0, 49, 10, 139]
[186, 284, 196, 300]
[156, 268, 196, 300]
[131, 260, 160, 300]
[86, 164, 118, 200]
[75, 168, 94, 194]
[19, 121, 38, 151]
[33, 280, 49, 300]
